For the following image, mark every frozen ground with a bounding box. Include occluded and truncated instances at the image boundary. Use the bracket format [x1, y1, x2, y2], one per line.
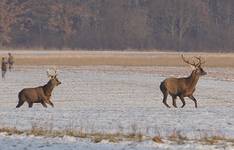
[0, 66, 234, 149]
[0, 132, 233, 150]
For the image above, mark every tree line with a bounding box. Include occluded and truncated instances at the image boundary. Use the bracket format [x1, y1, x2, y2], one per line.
[0, 0, 234, 51]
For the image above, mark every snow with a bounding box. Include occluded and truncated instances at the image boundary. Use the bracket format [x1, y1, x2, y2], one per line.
[0, 133, 233, 150]
[0, 66, 234, 149]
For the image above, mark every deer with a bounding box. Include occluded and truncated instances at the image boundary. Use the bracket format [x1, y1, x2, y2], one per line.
[160, 55, 207, 108]
[16, 69, 61, 108]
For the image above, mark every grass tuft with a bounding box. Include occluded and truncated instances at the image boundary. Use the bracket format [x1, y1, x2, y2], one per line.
[199, 135, 226, 145]
[0, 127, 23, 135]
[152, 136, 164, 143]
[168, 130, 188, 145]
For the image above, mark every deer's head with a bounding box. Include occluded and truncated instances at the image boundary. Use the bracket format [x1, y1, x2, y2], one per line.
[181, 55, 207, 76]
[47, 68, 61, 86]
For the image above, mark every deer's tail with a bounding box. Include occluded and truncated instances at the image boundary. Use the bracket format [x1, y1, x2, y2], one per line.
[16, 90, 26, 108]
[160, 81, 167, 93]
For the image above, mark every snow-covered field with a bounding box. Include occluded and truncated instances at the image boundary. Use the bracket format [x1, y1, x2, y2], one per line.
[0, 132, 232, 150]
[0, 65, 234, 149]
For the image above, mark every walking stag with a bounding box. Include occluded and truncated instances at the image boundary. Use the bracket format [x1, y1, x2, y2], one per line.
[16, 69, 61, 108]
[160, 55, 207, 108]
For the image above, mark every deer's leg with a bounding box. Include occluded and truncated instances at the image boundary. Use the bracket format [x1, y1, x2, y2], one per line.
[28, 102, 33, 108]
[48, 100, 54, 107]
[162, 92, 170, 108]
[189, 95, 197, 108]
[41, 96, 53, 107]
[44, 99, 54, 107]
[16, 100, 25, 108]
[45, 98, 54, 107]
[41, 101, 47, 108]
[172, 95, 177, 108]
[16, 94, 26, 108]
[179, 96, 186, 108]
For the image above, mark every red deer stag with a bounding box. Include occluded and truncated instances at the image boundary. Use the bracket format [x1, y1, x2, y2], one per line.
[16, 69, 61, 108]
[160, 55, 206, 108]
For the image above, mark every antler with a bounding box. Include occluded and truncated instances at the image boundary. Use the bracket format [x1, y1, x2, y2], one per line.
[194, 56, 206, 66]
[181, 55, 206, 68]
[181, 54, 197, 67]
[47, 68, 58, 78]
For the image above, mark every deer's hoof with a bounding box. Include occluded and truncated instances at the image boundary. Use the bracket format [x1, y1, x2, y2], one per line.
[163, 104, 170, 108]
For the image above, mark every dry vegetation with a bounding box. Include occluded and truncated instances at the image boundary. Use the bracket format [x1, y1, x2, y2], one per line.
[1, 51, 234, 67]
[0, 126, 146, 143]
[0, 124, 234, 146]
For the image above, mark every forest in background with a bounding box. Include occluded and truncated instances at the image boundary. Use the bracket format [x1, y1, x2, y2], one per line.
[0, 0, 234, 51]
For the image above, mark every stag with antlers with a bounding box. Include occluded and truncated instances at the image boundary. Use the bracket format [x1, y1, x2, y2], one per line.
[16, 69, 61, 108]
[160, 55, 207, 108]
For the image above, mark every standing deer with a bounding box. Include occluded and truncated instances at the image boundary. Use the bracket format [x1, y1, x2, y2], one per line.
[16, 69, 61, 108]
[160, 55, 207, 108]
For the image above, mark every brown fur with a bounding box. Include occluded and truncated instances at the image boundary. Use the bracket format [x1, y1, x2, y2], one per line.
[16, 76, 61, 108]
[160, 55, 207, 108]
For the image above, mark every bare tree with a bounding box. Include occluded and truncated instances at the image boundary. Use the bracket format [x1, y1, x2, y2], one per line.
[123, 8, 151, 48]
[149, 0, 207, 50]
[0, 0, 27, 47]
[48, 1, 94, 48]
